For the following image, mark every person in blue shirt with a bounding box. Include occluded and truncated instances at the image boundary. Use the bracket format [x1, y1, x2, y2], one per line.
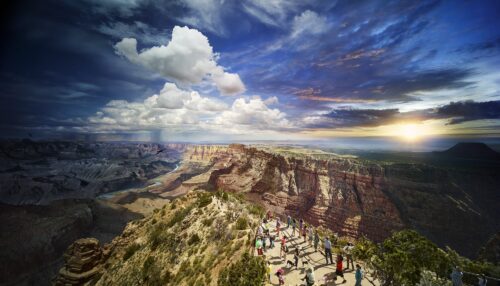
[355, 264, 363, 286]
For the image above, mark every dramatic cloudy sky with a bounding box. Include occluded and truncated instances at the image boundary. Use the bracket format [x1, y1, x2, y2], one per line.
[1, 0, 499, 142]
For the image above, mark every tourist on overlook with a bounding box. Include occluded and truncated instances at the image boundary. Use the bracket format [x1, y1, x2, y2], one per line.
[269, 234, 275, 249]
[293, 248, 300, 269]
[302, 266, 316, 286]
[343, 242, 354, 269]
[292, 218, 297, 237]
[335, 254, 346, 283]
[299, 218, 304, 232]
[287, 215, 291, 228]
[355, 264, 363, 286]
[256, 237, 263, 256]
[276, 218, 281, 237]
[302, 224, 308, 243]
[451, 266, 463, 286]
[324, 237, 333, 264]
[266, 261, 272, 283]
[262, 234, 267, 252]
[478, 274, 487, 286]
[308, 227, 314, 246]
[280, 235, 287, 260]
[314, 230, 320, 252]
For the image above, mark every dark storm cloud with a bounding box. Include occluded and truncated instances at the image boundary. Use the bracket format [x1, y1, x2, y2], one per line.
[436, 100, 500, 125]
[318, 108, 401, 128]
[309, 100, 500, 129]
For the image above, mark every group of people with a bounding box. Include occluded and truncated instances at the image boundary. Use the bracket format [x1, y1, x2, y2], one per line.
[256, 212, 365, 286]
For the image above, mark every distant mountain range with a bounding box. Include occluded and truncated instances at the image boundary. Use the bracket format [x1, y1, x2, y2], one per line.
[436, 142, 500, 160]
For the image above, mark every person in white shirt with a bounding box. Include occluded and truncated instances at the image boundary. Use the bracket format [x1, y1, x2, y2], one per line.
[324, 237, 333, 264]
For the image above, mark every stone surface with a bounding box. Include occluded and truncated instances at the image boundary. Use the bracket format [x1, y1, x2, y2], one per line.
[54, 238, 106, 285]
[186, 144, 499, 257]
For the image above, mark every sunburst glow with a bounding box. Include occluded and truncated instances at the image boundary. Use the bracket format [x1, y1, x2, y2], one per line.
[393, 123, 428, 141]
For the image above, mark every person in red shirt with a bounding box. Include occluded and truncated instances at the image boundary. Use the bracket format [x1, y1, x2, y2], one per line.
[335, 254, 346, 283]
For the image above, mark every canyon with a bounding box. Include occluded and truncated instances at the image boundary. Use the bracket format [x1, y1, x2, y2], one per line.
[185, 144, 499, 258]
[0, 141, 498, 285]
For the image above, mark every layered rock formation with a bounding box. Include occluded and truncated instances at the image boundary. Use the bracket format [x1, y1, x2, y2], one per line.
[197, 144, 499, 257]
[0, 199, 142, 286]
[54, 238, 108, 285]
[0, 140, 182, 205]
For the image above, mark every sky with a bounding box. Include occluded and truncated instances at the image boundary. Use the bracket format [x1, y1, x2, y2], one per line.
[0, 0, 499, 145]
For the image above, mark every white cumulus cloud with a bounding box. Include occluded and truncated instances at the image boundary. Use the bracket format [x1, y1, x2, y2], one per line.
[291, 10, 329, 38]
[114, 25, 245, 95]
[214, 97, 292, 131]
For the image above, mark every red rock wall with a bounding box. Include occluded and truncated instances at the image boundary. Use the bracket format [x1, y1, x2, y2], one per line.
[207, 145, 404, 242]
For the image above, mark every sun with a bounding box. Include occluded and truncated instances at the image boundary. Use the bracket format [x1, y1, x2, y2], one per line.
[395, 123, 424, 141]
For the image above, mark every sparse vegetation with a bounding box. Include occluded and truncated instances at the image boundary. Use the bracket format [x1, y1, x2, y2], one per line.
[247, 204, 264, 217]
[123, 243, 141, 261]
[197, 192, 213, 208]
[188, 233, 201, 245]
[218, 252, 266, 286]
[235, 217, 248, 230]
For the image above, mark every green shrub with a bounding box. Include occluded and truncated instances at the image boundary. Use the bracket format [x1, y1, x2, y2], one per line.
[141, 256, 170, 285]
[167, 206, 193, 228]
[218, 252, 266, 286]
[123, 243, 141, 261]
[202, 217, 214, 227]
[188, 233, 201, 245]
[247, 204, 264, 217]
[353, 230, 500, 286]
[197, 193, 213, 208]
[235, 217, 248, 230]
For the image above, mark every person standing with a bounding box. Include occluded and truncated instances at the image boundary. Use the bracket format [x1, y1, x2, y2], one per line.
[343, 242, 354, 269]
[256, 237, 263, 256]
[280, 235, 287, 261]
[292, 218, 297, 237]
[302, 266, 316, 286]
[335, 254, 346, 283]
[451, 266, 463, 286]
[314, 231, 320, 252]
[299, 218, 304, 233]
[294, 248, 300, 270]
[478, 274, 487, 286]
[287, 215, 291, 228]
[302, 225, 308, 243]
[324, 237, 333, 264]
[355, 264, 363, 286]
[308, 227, 314, 247]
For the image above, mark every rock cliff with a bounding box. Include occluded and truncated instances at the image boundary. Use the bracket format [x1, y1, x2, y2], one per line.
[196, 144, 498, 257]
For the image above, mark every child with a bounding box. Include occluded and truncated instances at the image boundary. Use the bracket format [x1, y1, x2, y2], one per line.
[276, 268, 285, 285]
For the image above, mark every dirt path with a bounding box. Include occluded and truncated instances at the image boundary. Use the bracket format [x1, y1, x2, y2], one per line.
[257, 224, 379, 286]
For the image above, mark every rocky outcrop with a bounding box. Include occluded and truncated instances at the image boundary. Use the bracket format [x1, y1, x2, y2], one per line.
[204, 145, 404, 241]
[0, 199, 142, 286]
[54, 238, 108, 285]
[183, 144, 228, 162]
